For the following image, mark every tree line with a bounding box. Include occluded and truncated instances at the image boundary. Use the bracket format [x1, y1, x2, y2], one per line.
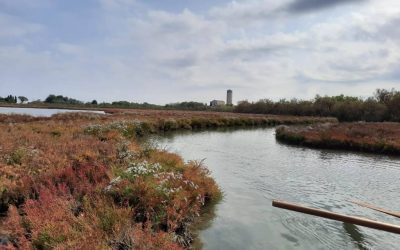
[0, 95, 28, 104]
[3, 90, 400, 122]
[44, 94, 83, 105]
[165, 101, 208, 110]
[0, 94, 163, 109]
[234, 89, 400, 122]
[42, 95, 161, 109]
[1, 94, 227, 111]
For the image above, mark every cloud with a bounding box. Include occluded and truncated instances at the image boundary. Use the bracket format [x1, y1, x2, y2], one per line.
[102, 1, 400, 102]
[56, 43, 83, 55]
[0, 13, 43, 39]
[285, 0, 367, 13]
[209, 0, 288, 22]
[210, 0, 367, 23]
[220, 33, 307, 60]
[99, 0, 138, 10]
[162, 53, 198, 68]
[0, 0, 51, 10]
[1, 0, 400, 104]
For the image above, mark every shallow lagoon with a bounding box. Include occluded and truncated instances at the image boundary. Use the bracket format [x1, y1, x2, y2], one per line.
[0, 107, 105, 117]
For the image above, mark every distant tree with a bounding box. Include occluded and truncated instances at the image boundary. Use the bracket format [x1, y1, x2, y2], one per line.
[362, 97, 388, 122]
[1, 95, 17, 103]
[44, 94, 83, 105]
[233, 89, 400, 122]
[103, 100, 160, 109]
[165, 101, 208, 110]
[30, 99, 42, 104]
[91, 100, 98, 105]
[45, 94, 57, 103]
[18, 96, 28, 104]
[375, 88, 396, 104]
[314, 96, 335, 116]
[387, 92, 400, 121]
[112, 101, 130, 107]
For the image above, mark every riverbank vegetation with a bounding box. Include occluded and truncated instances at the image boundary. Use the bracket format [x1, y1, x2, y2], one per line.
[0, 109, 337, 126]
[0, 113, 220, 249]
[276, 123, 400, 155]
[235, 89, 400, 122]
[0, 111, 334, 249]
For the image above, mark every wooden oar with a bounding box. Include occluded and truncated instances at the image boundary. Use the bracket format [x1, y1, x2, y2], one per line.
[350, 200, 400, 219]
[272, 200, 400, 234]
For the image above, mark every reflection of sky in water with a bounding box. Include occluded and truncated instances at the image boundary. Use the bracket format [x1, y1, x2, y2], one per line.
[0, 107, 105, 117]
[157, 128, 400, 250]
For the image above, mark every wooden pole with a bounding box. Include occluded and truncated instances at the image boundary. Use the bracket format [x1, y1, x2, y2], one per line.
[350, 200, 400, 219]
[272, 200, 400, 234]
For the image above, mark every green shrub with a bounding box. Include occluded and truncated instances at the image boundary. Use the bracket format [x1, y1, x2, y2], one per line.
[163, 119, 178, 131]
[6, 148, 26, 165]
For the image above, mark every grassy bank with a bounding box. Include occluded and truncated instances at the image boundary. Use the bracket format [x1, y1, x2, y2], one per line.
[0, 109, 337, 126]
[276, 122, 400, 155]
[0, 114, 221, 249]
[0, 111, 335, 249]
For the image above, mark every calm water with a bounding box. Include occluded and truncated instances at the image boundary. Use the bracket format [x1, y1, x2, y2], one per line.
[0, 107, 105, 117]
[156, 128, 400, 250]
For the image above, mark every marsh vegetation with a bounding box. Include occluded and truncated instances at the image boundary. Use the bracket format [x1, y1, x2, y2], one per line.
[276, 122, 400, 155]
[0, 110, 334, 249]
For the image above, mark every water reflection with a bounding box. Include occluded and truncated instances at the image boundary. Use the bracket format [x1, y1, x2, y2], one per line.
[343, 223, 368, 250]
[0, 107, 105, 117]
[280, 233, 300, 246]
[318, 151, 334, 161]
[192, 201, 219, 250]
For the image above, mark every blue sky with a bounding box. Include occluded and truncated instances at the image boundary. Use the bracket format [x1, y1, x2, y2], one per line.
[1, 0, 400, 104]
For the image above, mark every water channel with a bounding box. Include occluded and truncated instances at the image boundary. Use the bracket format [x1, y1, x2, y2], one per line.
[0, 107, 105, 117]
[1, 107, 399, 249]
[156, 128, 400, 250]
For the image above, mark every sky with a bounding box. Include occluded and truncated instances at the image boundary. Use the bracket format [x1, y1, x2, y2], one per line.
[1, 0, 400, 104]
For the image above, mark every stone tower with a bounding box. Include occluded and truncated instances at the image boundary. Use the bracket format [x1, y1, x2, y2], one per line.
[227, 89, 233, 106]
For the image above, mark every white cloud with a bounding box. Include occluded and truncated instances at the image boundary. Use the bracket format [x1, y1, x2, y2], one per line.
[0, 13, 43, 38]
[1, 0, 400, 103]
[209, 0, 290, 22]
[99, 0, 138, 10]
[0, 0, 52, 10]
[56, 43, 83, 55]
[103, 0, 400, 101]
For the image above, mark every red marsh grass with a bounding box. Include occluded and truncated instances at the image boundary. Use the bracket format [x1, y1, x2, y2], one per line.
[276, 122, 400, 155]
[0, 111, 335, 249]
[0, 115, 218, 249]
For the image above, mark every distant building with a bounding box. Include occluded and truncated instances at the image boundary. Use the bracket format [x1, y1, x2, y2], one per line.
[227, 89, 233, 106]
[210, 100, 225, 107]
